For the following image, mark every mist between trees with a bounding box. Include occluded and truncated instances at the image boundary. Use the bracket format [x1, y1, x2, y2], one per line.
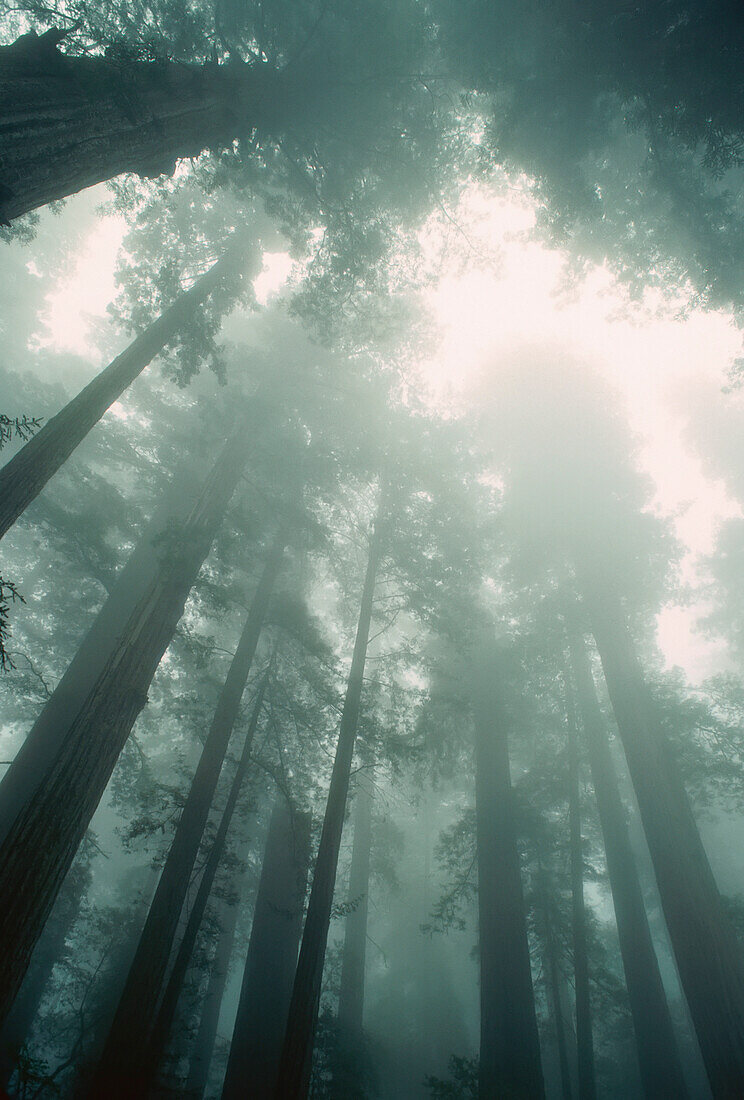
[2, 2, 744, 1098]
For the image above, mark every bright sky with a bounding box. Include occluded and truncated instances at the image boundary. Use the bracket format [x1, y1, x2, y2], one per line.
[37, 183, 743, 683]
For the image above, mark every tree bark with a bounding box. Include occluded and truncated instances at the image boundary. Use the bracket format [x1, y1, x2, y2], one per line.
[273, 501, 386, 1099]
[332, 774, 374, 1098]
[473, 644, 545, 1100]
[0, 465, 198, 851]
[585, 585, 744, 1096]
[0, 246, 243, 542]
[140, 673, 270, 1095]
[90, 534, 286, 1098]
[222, 800, 311, 1100]
[563, 669, 596, 1100]
[0, 432, 248, 1029]
[568, 622, 690, 1099]
[0, 30, 289, 222]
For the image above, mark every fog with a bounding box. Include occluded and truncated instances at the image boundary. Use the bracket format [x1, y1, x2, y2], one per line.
[2, 4, 744, 1098]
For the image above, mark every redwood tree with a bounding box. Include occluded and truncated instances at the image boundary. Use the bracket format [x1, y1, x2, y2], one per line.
[0, 431, 248, 1027]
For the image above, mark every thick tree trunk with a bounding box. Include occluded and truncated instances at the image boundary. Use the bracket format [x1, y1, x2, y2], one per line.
[0, 247, 242, 542]
[140, 674, 270, 1095]
[568, 623, 689, 1099]
[473, 646, 545, 1100]
[273, 502, 386, 1099]
[91, 536, 286, 1098]
[0, 433, 248, 1029]
[0, 465, 197, 851]
[222, 800, 311, 1100]
[332, 774, 374, 1098]
[0, 860, 88, 1089]
[184, 890, 243, 1100]
[0, 30, 285, 222]
[564, 670, 596, 1100]
[584, 585, 744, 1097]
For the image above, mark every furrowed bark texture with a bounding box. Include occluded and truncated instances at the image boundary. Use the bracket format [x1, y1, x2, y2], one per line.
[0, 434, 247, 1028]
[473, 651, 545, 1100]
[332, 775, 374, 1098]
[141, 675, 271, 1093]
[273, 504, 385, 1099]
[0, 465, 197, 850]
[568, 624, 689, 1099]
[0, 30, 283, 221]
[0, 246, 242, 542]
[222, 800, 311, 1100]
[564, 669, 597, 1100]
[583, 584, 744, 1098]
[91, 535, 286, 1098]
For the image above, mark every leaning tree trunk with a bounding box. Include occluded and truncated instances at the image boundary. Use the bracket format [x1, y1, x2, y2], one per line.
[137, 673, 271, 1096]
[0, 432, 248, 1028]
[91, 536, 286, 1098]
[0, 245, 244, 542]
[0, 29, 290, 222]
[567, 623, 689, 1099]
[582, 582, 744, 1097]
[473, 644, 545, 1100]
[222, 799, 311, 1100]
[274, 501, 386, 1099]
[332, 773, 374, 1099]
[564, 668, 597, 1100]
[0, 465, 198, 850]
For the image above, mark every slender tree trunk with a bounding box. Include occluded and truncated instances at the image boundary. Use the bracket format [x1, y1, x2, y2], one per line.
[273, 501, 386, 1099]
[184, 891, 243, 1100]
[222, 800, 311, 1100]
[582, 583, 744, 1097]
[91, 537, 286, 1098]
[563, 669, 596, 1100]
[0, 860, 88, 1089]
[140, 674, 271, 1095]
[0, 30, 288, 222]
[539, 870, 573, 1100]
[0, 433, 248, 1028]
[567, 623, 690, 1099]
[0, 465, 197, 851]
[473, 645, 545, 1100]
[0, 247, 243, 542]
[332, 774, 374, 1099]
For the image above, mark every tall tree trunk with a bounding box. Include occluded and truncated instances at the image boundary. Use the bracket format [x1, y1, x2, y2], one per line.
[184, 891, 243, 1100]
[563, 669, 596, 1100]
[332, 774, 374, 1099]
[0, 860, 88, 1089]
[0, 432, 248, 1028]
[139, 673, 270, 1096]
[0, 466, 197, 851]
[274, 501, 386, 1099]
[0, 247, 243, 542]
[91, 537, 286, 1098]
[0, 30, 287, 222]
[473, 645, 545, 1100]
[538, 869, 573, 1100]
[582, 583, 744, 1097]
[567, 623, 690, 1099]
[222, 799, 311, 1100]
